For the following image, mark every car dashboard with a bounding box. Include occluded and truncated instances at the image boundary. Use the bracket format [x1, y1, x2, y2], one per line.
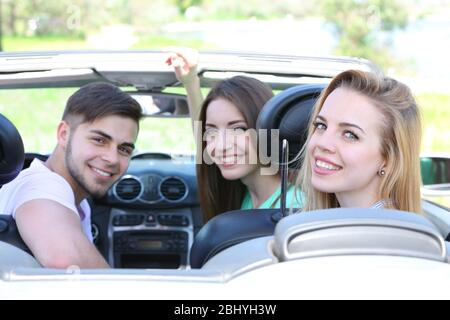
[88, 154, 202, 269]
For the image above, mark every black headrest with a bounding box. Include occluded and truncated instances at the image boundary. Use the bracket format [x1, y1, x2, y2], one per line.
[190, 209, 279, 268]
[256, 84, 325, 168]
[190, 84, 326, 269]
[0, 114, 25, 186]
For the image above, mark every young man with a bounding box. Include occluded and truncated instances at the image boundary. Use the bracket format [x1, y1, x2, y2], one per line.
[0, 83, 142, 268]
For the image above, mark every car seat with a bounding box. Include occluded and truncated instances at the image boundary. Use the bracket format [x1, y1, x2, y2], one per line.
[189, 84, 325, 268]
[0, 114, 31, 253]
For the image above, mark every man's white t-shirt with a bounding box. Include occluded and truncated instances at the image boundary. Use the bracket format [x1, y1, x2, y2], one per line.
[0, 159, 93, 242]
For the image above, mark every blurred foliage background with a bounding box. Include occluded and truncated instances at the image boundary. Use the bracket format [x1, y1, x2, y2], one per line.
[0, 0, 438, 68]
[0, 0, 449, 155]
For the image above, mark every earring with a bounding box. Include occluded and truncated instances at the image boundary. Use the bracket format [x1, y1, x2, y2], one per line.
[378, 169, 386, 176]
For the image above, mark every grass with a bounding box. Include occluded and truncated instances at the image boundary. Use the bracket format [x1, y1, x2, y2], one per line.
[133, 35, 217, 50]
[416, 93, 450, 154]
[0, 88, 74, 153]
[0, 88, 448, 155]
[3, 35, 90, 52]
[0, 88, 195, 155]
[2, 34, 217, 52]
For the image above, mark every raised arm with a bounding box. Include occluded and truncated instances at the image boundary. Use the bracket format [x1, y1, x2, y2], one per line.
[15, 199, 109, 269]
[165, 47, 204, 125]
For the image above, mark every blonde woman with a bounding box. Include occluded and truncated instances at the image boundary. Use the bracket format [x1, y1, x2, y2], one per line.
[296, 70, 422, 213]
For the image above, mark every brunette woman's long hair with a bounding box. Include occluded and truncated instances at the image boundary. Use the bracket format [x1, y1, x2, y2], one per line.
[196, 76, 274, 222]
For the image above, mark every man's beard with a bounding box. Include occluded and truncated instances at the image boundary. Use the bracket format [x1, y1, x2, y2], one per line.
[65, 139, 110, 199]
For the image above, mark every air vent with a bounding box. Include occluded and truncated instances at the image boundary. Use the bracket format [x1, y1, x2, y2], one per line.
[114, 177, 142, 202]
[160, 177, 188, 202]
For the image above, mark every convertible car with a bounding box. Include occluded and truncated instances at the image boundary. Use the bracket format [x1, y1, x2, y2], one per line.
[0, 51, 449, 299]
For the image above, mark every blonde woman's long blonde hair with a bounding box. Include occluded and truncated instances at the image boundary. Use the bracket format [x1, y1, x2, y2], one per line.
[296, 70, 422, 213]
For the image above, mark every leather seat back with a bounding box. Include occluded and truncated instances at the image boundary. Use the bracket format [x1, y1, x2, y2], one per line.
[0, 114, 31, 253]
[190, 84, 325, 268]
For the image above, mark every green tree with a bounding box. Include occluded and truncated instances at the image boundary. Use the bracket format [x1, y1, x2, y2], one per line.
[0, 0, 3, 50]
[321, 0, 410, 70]
[173, 0, 203, 15]
[1, 0, 84, 36]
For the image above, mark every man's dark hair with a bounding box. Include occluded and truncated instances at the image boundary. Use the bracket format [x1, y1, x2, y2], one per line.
[62, 82, 143, 127]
